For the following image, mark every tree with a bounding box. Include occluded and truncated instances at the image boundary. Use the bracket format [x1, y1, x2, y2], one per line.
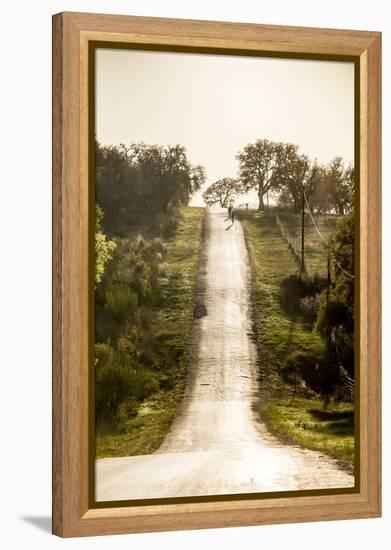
[236, 139, 297, 210]
[306, 162, 334, 214]
[96, 143, 139, 231]
[202, 177, 243, 207]
[135, 143, 206, 212]
[282, 351, 340, 408]
[316, 215, 354, 378]
[95, 204, 116, 287]
[341, 164, 355, 214]
[96, 141, 206, 232]
[278, 152, 310, 213]
[325, 157, 355, 215]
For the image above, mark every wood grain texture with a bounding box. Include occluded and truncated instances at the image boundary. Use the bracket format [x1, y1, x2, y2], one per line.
[362, 34, 382, 513]
[52, 12, 382, 538]
[68, 11, 378, 55]
[52, 12, 63, 537]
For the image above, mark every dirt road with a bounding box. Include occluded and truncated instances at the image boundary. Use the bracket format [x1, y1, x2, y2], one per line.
[96, 208, 354, 502]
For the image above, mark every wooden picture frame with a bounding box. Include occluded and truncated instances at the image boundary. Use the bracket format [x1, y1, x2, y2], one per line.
[52, 11, 381, 537]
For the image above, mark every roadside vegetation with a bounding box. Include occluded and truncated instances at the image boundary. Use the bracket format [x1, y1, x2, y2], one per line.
[95, 141, 205, 458]
[96, 135, 356, 468]
[210, 137, 356, 469]
[277, 212, 338, 277]
[263, 398, 354, 467]
[240, 211, 354, 469]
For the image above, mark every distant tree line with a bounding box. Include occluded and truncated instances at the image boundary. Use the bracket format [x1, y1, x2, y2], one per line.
[203, 139, 354, 215]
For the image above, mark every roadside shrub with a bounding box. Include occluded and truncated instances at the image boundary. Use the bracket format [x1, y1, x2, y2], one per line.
[280, 274, 326, 320]
[133, 369, 160, 401]
[316, 217, 354, 378]
[159, 373, 174, 390]
[115, 335, 137, 366]
[96, 363, 137, 422]
[130, 272, 152, 304]
[299, 294, 321, 320]
[115, 399, 140, 430]
[95, 342, 114, 369]
[95, 306, 121, 342]
[105, 283, 138, 323]
[94, 329, 162, 426]
[282, 350, 340, 408]
[157, 208, 181, 239]
[95, 204, 116, 287]
[96, 360, 159, 424]
[111, 237, 166, 306]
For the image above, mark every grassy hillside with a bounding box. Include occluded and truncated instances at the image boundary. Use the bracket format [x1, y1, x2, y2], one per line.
[96, 206, 205, 458]
[240, 211, 324, 390]
[277, 211, 339, 277]
[239, 210, 354, 469]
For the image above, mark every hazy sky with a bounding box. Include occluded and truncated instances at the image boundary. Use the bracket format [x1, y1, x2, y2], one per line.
[96, 49, 354, 207]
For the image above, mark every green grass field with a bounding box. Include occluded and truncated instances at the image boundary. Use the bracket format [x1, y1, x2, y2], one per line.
[239, 210, 354, 469]
[239, 210, 324, 390]
[96, 391, 179, 458]
[96, 206, 205, 458]
[262, 398, 354, 470]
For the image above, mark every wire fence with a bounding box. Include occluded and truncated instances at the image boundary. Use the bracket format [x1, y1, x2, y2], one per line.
[273, 212, 313, 278]
[265, 207, 355, 397]
[339, 367, 355, 400]
[271, 208, 355, 397]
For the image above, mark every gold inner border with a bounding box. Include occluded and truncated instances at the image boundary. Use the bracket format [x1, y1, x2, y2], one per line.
[86, 39, 361, 510]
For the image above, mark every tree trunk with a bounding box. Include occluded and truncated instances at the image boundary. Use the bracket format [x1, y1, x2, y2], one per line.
[258, 187, 265, 211]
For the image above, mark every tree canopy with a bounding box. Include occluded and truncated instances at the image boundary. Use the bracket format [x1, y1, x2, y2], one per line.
[235, 139, 354, 214]
[236, 139, 289, 210]
[96, 141, 206, 233]
[202, 177, 244, 207]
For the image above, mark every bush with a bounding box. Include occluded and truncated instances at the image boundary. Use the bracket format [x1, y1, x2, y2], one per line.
[115, 399, 140, 430]
[109, 237, 166, 307]
[299, 294, 321, 319]
[95, 204, 116, 286]
[157, 209, 181, 239]
[95, 342, 114, 369]
[282, 350, 340, 407]
[280, 274, 326, 320]
[96, 358, 159, 424]
[133, 368, 160, 401]
[159, 373, 174, 390]
[96, 363, 137, 421]
[105, 283, 138, 324]
[95, 306, 121, 342]
[94, 331, 162, 423]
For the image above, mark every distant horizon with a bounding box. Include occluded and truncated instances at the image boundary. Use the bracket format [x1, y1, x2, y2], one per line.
[96, 49, 354, 208]
[96, 136, 350, 208]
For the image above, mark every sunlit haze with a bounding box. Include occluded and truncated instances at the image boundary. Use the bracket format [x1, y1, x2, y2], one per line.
[96, 49, 354, 207]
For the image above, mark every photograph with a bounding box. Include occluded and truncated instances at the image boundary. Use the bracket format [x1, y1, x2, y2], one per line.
[93, 47, 356, 502]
